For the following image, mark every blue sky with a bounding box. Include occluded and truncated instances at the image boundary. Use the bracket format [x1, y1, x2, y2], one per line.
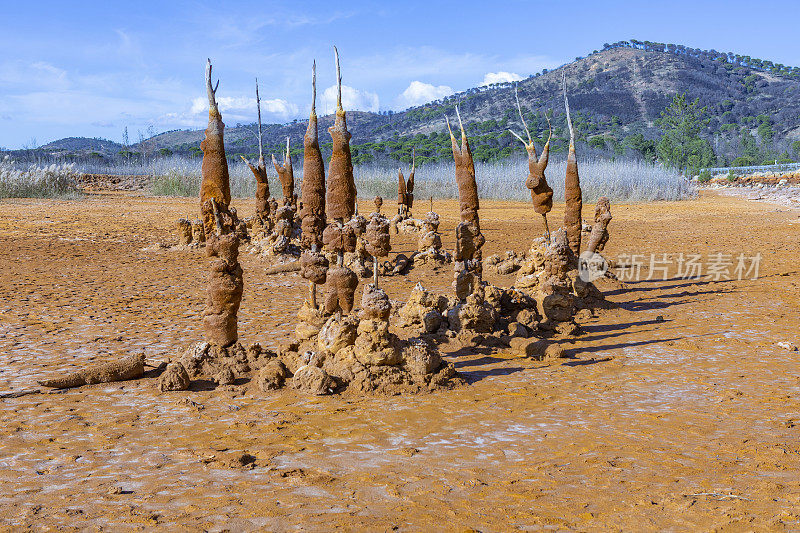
[1, 0, 799, 148]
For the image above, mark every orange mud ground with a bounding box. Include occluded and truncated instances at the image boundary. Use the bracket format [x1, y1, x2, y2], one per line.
[1, 192, 800, 531]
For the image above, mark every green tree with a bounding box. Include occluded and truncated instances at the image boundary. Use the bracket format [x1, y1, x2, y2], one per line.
[739, 131, 760, 163]
[655, 93, 716, 173]
[588, 136, 607, 149]
[756, 114, 774, 144]
[792, 140, 800, 158]
[624, 133, 657, 162]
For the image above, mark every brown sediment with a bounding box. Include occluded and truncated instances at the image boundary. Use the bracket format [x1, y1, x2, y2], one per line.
[272, 137, 295, 206]
[322, 222, 357, 254]
[300, 61, 326, 250]
[365, 214, 391, 259]
[300, 250, 329, 285]
[191, 219, 205, 244]
[202, 231, 243, 348]
[38, 353, 145, 389]
[326, 47, 356, 222]
[587, 196, 612, 253]
[323, 265, 359, 315]
[510, 87, 553, 231]
[5, 193, 800, 529]
[177, 219, 193, 245]
[563, 75, 583, 255]
[199, 59, 233, 236]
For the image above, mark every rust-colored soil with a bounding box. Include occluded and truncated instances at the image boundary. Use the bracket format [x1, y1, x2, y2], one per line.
[1, 191, 800, 530]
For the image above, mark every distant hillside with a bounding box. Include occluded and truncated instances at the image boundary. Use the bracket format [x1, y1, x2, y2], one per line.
[23, 41, 800, 167]
[42, 137, 123, 153]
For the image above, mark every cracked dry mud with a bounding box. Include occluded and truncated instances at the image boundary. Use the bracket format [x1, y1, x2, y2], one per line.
[1, 192, 800, 530]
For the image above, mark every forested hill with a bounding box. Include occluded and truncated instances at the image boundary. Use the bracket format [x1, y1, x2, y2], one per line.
[39, 42, 800, 167]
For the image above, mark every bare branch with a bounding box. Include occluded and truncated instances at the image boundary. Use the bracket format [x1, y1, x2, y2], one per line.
[545, 111, 553, 144]
[515, 84, 532, 144]
[563, 72, 574, 141]
[311, 60, 316, 114]
[240, 154, 255, 170]
[455, 104, 465, 137]
[206, 58, 218, 111]
[509, 129, 528, 146]
[255, 78, 263, 161]
[334, 45, 342, 110]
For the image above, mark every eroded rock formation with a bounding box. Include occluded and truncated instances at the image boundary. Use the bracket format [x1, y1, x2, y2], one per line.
[414, 211, 450, 265]
[399, 283, 449, 333]
[203, 231, 243, 348]
[365, 213, 391, 286]
[177, 219, 193, 245]
[512, 229, 605, 331]
[192, 220, 206, 244]
[323, 265, 359, 315]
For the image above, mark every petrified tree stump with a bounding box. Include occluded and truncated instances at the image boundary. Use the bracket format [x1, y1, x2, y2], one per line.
[199, 60, 236, 237]
[448, 106, 485, 299]
[510, 86, 553, 237]
[563, 75, 583, 255]
[326, 47, 356, 222]
[39, 353, 145, 389]
[272, 137, 295, 207]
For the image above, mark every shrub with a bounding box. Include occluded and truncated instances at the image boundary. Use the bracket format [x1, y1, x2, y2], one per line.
[698, 170, 712, 183]
[150, 169, 199, 196]
[0, 156, 82, 198]
[79, 155, 695, 203]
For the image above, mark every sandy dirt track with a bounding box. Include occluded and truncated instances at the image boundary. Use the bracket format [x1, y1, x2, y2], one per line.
[1, 191, 799, 531]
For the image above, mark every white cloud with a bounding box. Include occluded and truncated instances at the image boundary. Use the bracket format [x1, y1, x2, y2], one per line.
[189, 95, 297, 118]
[395, 81, 454, 110]
[0, 60, 70, 91]
[480, 71, 523, 86]
[321, 84, 379, 113]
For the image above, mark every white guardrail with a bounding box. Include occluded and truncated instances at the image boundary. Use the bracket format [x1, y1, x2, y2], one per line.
[701, 162, 800, 175]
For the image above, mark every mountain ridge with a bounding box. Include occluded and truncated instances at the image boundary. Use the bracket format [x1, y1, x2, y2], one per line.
[26, 43, 800, 166]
